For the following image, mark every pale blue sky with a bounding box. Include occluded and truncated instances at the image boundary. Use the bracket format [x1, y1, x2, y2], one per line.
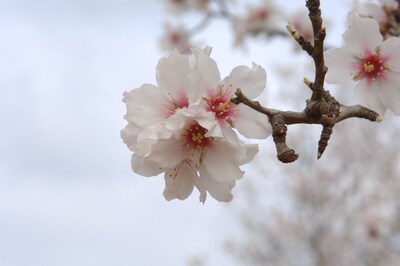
[0, 1, 348, 265]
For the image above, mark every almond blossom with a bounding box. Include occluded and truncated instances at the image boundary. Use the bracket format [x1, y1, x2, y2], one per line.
[232, 0, 283, 46]
[121, 47, 269, 202]
[160, 24, 194, 54]
[163, 0, 211, 13]
[192, 47, 271, 139]
[325, 16, 400, 116]
[351, 0, 399, 38]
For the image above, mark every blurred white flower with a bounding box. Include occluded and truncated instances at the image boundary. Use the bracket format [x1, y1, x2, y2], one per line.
[160, 24, 194, 54]
[163, 0, 212, 13]
[290, 10, 314, 43]
[350, 0, 399, 38]
[232, 0, 283, 46]
[351, 0, 387, 22]
[164, 0, 191, 13]
[325, 16, 400, 116]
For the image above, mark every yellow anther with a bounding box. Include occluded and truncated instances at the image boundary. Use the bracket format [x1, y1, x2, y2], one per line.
[364, 63, 375, 73]
[192, 133, 203, 144]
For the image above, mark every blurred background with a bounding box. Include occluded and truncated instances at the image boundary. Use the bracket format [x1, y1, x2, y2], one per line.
[1, 0, 400, 265]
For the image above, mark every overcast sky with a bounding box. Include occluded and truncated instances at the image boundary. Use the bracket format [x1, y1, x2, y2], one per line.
[0, 0, 348, 265]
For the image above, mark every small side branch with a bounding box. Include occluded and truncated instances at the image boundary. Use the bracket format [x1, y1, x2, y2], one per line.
[271, 115, 299, 163]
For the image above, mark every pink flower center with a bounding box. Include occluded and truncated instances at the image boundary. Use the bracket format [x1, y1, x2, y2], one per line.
[184, 123, 213, 150]
[250, 8, 269, 22]
[205, 85, 238, 125]
[354, 51, 388, 83]
[162, 92, 189, 118]
[170, 32, 181, 44]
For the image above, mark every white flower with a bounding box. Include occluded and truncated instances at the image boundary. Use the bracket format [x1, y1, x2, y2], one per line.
[351, 0, 387, 23]
[350, 0, 399, 39]
[232, 0, 283, 46]
[160, 24, 193, 54]
[290, 10, 314, 43]
[134, 106, 258, 203]
[121, 48, 265, 202]
[122, 50, 200, 129]
[192, 47, 271, 139]
[164, 0, 190, 13]
[163, 0, 211, 13]
[325, 16, 400, 116]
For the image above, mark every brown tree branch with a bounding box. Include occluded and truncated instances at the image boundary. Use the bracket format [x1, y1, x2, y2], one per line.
[232, 87, 382, 162]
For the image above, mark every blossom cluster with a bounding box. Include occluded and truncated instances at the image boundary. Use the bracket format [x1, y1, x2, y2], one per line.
[121, 47, 270, 203]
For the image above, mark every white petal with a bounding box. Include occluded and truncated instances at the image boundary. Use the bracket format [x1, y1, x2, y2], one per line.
[156, 51, 195, 100]
[377, 71, 400, 115]
[381, 37, 400, 72]
[123, 84, 166, 127]
[354, 79, 387, 116]
[163, 163, 196, 201]
[240, 143, 259, 165]
[121, 123, 141, 152]
[344, 16, 383, 54]
[195, 49, 221, 93]
[131, 155, 164, 177]
[234, 104, 271, 139]
[203, 141, 244, 183]
[325, 48, 356, 84]
[135, 123, 174, 157]
[199, 166, 235, 202]
[194, 177, 207, 203]
[146, 138, 185, 168]
[222, 63, 266, 99]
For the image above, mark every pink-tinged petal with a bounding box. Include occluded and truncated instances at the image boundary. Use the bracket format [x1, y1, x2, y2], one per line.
[199, 166, 235, 202]
[203, 141, 244, 183]
[354, 79, 387, 116]
[131, 155, 164, 177]
[163, 163, 196, 201]
[381, 37, 400, 71]
[344, 16, 383, 54]
[325, 48, 356, 84]
[156, 51, 193, 98]
[121, 123, 141, 152]
[377, 71, 400, 115]
[222, 63, 266, 99]
[234, 104, 271, 139]
[123, 84, 166, 126]
[145, 138, 185, 168]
